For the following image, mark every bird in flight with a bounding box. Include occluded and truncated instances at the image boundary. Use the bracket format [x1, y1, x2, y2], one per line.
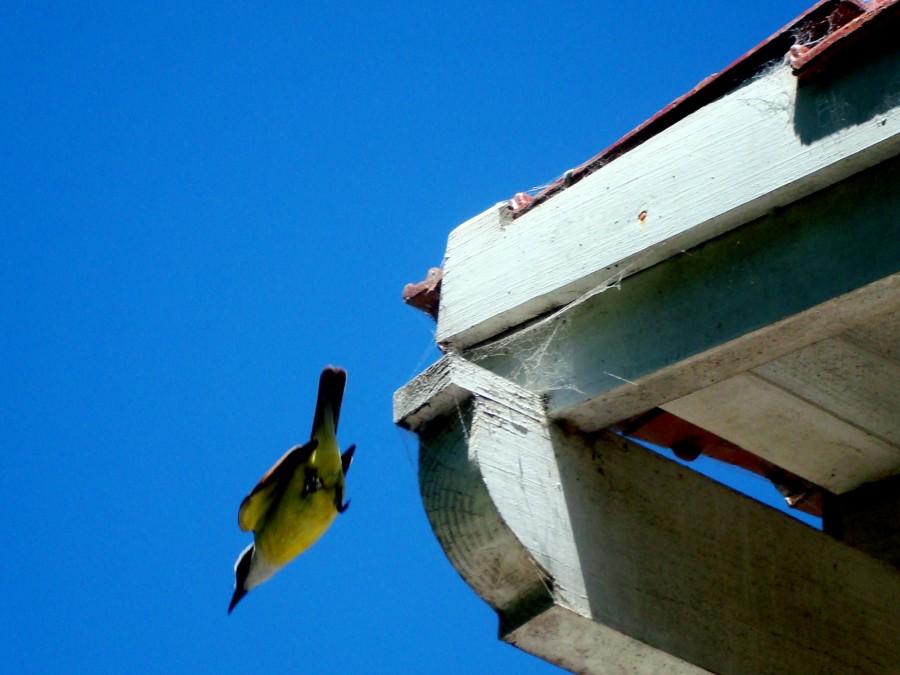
[229, 366, 356, 614]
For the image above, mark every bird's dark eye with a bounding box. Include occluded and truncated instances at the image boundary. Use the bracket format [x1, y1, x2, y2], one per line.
[237, 546, 253, 582]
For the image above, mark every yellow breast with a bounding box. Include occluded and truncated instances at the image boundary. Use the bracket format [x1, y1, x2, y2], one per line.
[253, 449, 342, 567]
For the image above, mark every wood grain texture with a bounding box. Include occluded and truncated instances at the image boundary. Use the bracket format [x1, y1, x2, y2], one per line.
[753, 335, 900, 447]
[662, 371, 900, 493]
[463, 153, 900, 434]
[437, 49, 900, 349]
[395, 356, 900, 673]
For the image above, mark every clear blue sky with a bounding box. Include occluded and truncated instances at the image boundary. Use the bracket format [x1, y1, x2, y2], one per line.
[2, 2, 819, 673]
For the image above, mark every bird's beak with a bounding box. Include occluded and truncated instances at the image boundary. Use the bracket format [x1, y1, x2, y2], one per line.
[228, 586, 247, 614]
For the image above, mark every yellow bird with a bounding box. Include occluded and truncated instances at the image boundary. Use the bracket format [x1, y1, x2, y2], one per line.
[228, 366, 355, 614]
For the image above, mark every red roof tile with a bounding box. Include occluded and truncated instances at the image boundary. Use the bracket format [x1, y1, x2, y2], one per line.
[512, 0, 899, 216]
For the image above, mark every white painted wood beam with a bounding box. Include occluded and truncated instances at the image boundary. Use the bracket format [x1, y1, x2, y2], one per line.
[825, 474, 900, 568]
[462, 155, 900, 438]
[752, 335, 900, 448]
[660, 334, 900, 495]
[394, 356, 900, 674]
[437, 48, 900, 349]
[662, 371, 900, 493]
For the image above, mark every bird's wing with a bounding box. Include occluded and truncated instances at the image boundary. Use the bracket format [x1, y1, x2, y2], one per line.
[237, 439, 318, 532]
[341, 444, 356, 477]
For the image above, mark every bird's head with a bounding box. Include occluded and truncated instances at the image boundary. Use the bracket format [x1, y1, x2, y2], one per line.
[228, 543, 278, 614]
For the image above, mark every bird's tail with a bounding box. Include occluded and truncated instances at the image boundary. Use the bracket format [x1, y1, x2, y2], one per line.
[311, 366, 347, 438]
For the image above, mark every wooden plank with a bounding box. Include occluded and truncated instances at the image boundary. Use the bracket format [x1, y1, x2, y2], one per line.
[437, 48, 900, 349]
[753, 335, 900, 447]
[506, 606, 706, 675]
[825, 475, 900, 568]
[392, 352, 544, 431]
[845, 307, 900, 363]
[661, 371, 900, 493]
[462, 155, 900, 432]
[556, 277, 898, 435]
[394, 356, 900, 673]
